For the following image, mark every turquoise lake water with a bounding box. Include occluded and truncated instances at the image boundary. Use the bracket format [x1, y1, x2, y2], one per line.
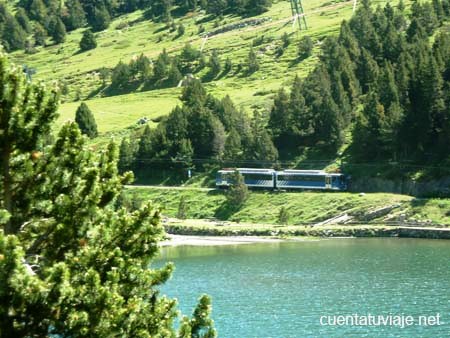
[157, 238, 450, 337]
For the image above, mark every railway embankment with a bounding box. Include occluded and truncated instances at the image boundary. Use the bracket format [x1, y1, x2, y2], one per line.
[126, 187, 450, 230]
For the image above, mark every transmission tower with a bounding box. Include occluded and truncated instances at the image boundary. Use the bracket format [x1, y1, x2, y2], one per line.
[290, 0, 307, 31]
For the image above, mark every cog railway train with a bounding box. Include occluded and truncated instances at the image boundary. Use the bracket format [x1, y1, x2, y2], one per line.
[216, 168, 347, 191]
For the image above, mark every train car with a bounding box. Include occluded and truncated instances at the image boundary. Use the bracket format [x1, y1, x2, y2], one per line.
[275, 170, 346, 190]
[216, 168, 276, 188]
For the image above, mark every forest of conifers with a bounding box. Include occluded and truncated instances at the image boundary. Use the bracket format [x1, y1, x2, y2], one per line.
[118, 0, 450, 177]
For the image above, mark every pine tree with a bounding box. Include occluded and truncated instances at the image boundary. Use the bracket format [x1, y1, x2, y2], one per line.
[151, 0, 173, 22]
[278, 206, 290, 225]
[118, 138, 134, 174]
[136, 125, 153, 166]
[64, 0, 86, 31]
[224, 128, 243, 161]
[246, 0, 272, 15]
[289, 75, 314, 142]
[167, 62, 183, 86]
[33, 22, 47, 46]
[226, 171, 249, 209]
[2, 14, 27, 51]
[111, 61, 131, 88]
[52, 17, 67, 44]
[0, 54, 216, 338]
[177, 196, 188, 219]
[29, 0, 47, 23]
[298, 36, 313, 61]
[79, 29, 97, 51]
[209, 50, 221, 77]
[153, 50, 170, 82]
[181, 79, 207, 108]
[75, 102, 98, 138]
[268, 88, 291, 148]
[247, 47, 259, 74]
[91, 4, 111, 32]
[206, 0, 228, 15]
[224, 57, 232, 73]
[15, 8, 32, 33]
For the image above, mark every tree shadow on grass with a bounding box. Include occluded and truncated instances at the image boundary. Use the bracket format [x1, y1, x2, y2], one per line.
[214, 200, 240, 220]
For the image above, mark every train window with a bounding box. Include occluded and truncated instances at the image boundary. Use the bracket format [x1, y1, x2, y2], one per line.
[277, 175, 324, 182]
[241, 173, 273, 180]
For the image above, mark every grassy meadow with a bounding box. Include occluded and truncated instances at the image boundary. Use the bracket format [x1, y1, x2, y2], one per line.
[12, 0, 395, 137]
[126, 187, 450, 226]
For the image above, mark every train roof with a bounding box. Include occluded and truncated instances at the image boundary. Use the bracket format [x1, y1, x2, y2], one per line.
[218, 168, 275, 174]
[278, 170, 343, 176]
[218, 168, 344, 176]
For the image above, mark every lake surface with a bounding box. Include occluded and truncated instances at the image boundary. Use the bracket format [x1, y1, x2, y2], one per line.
[156, 238, 450, 337]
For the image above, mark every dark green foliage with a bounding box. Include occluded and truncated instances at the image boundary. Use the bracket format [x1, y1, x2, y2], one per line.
[298, 35, 313, 61]
[224, 57, 232, 73]
[204, 0, 272, 16]
[181, 79, 207, 107]
[75, 102, 98, 138]
[91, 4, 111, 32]
[270, 0, 450, 163]
[278, 206, 290, 225]
[151, 0, 173, 22]
[52, 17, 66, 44]
[111, 61, 131, 88]
[247, 47, 259, 74]
[179, 43, 202, 73]
[224, 128, 242, 160]
[0, 54, 216, 338]
[15, 8, 32, 33]
[33, 23, 47, 46]
[63, 0, 86, 31]
[118, 138, 134, 173]
[226, 171, 249, 209]
[177, 196, 188, 219]
[206, 0, 228, 15]
[167, 62, 183, 86]
[1, 9, 27, 51]
[282, 32, 290, 48]
[79, 30, 97, 51]
[178, 23, 185, 36]
[208, 50, 221, 77]
[246, 0, 272, 15]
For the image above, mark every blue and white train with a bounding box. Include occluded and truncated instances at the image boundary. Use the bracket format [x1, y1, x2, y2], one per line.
[216, 168, 347, 191]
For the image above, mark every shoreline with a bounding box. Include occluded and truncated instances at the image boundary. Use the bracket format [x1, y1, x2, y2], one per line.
[163, 220, 450, 241]
[161, 234, 285, 247]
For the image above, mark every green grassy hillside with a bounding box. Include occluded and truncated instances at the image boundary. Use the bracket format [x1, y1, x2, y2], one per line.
[12, 0, 392, 135]
[126, 187, 450, 226]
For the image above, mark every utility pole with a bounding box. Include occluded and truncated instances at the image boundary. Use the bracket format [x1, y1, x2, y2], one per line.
[290, 0, 307, 31]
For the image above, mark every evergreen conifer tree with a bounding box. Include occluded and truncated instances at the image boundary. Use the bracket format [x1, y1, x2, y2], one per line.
[0, 53, 216, 338]
[247, 47, 259, 74]
[75, 102, 98, 138]
[177, 196, 188, 219]
[224, 128, 243, 161]
[209, 50, 221, 77]
[33, 22, 47, 46]
[278, 206, 290, 225]
[52, 17, 67, 44]
[92, 4, 111, 32]
[64, 0, 86, 31]
[298, 36, 314, 61]
[15, 8, 32, 33]
[118, 138, 134, 174]
[79, 29, 97, 51]
[227, 171, 249, 209]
